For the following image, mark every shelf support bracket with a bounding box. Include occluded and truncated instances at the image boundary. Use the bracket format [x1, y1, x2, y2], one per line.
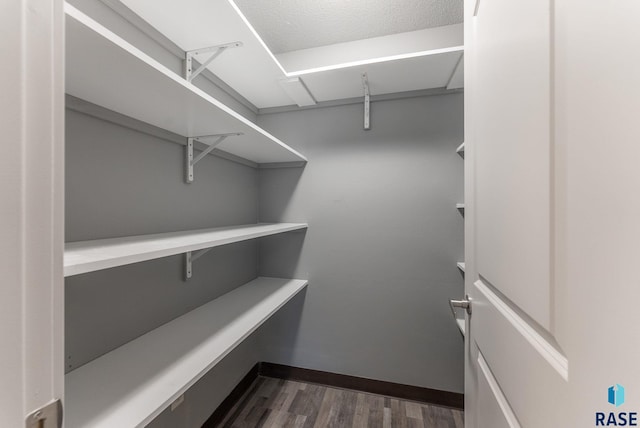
[185, 133, 243, 183]
[184, 42, 243, 82]
[184, 247, 214, 280]
[362, 73, 371, 130]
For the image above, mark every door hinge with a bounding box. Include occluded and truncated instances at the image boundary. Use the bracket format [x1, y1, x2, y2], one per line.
[26, 399, 62, 428]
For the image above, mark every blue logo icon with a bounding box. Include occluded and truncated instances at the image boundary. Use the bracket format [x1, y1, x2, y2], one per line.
[609, 384, 625, 407]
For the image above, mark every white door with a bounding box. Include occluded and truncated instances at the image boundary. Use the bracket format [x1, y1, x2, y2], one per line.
[464, 0, 640, 427]
[0, 0, 64, 427]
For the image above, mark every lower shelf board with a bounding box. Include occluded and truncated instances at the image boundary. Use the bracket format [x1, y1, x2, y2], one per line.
[64, 276, 308, 428]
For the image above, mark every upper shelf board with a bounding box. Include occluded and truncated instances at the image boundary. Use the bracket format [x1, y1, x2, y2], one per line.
[65, 276, 308, 428]
[291, 48, 462, 103]
[64, 223, 307, 277]
[65, 4, 306, 165]
[120, 0, 294, 108]
[118, 0, 464, 107]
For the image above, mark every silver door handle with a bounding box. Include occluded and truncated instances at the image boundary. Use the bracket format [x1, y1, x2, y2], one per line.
[449, 295, 472, 316]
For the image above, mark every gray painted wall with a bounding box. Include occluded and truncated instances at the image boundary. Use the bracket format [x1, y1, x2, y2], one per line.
[257, 93, 465, 393]
[65, 109, 262, 426]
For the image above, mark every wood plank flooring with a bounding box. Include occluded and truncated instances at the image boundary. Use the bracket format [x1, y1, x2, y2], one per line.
[215, 376, 464, 428]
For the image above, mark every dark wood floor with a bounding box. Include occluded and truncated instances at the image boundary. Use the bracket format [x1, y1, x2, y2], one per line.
[216, 376, 464, 428]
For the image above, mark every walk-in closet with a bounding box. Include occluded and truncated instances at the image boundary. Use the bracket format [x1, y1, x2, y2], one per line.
[3, 0, 640, 427]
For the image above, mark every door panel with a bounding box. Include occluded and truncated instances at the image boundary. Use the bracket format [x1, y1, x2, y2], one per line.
[477, 352, 520, 428]
[467, 0, 640, 426]
[473, 279, 565, 427]
[465, 0, 569, 426]
[474, 0, 552, 329]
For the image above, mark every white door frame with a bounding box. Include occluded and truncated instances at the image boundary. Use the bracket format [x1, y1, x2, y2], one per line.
[0, 0, 64, 426]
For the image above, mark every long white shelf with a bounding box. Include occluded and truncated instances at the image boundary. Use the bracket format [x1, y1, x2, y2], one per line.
[65, 276, 308, 428]
[64, 223, 307, 277]
[120, 0, 295, 109]
[288, 47, 463, 103]
[65, 4, 306, 165]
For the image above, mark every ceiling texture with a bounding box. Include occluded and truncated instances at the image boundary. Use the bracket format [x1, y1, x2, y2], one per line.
[232, 0, 463, 53]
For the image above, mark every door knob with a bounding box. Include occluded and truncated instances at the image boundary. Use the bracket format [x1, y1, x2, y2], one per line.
[449, 295, 472, 316]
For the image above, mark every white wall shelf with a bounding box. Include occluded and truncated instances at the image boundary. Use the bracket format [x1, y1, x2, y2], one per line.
[287, 47, 463, 103]
[120, 0, 295, 109]
[65, 276, 308, 428]
[65, 4, 307, 166]
[274, 24, 463, 103]
[64, 223, 307, 277]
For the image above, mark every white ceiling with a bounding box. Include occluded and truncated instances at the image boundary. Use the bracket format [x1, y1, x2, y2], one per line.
[232, 0, 463, 53]
[119, 0, 463, 108]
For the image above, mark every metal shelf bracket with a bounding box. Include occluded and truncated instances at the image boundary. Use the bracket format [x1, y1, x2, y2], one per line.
[185, 133, 243, 183]
[362, 73, 371, 130]
[184, 41, 243, 82]
[184, 247, 214, 280]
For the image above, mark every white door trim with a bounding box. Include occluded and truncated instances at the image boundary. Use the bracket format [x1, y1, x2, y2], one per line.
[0, 0, 65, 425]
